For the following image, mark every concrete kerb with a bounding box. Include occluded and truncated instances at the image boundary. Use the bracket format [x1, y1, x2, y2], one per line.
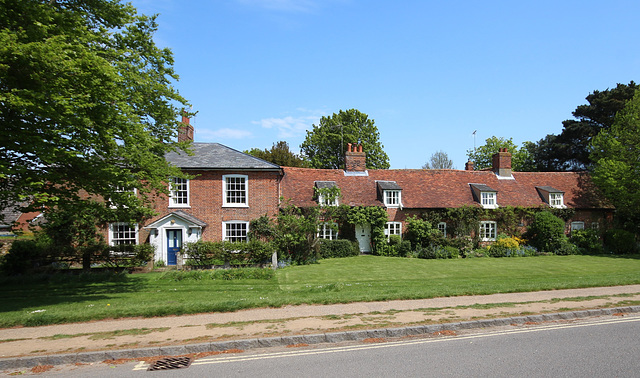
[2, 305, 639, 371]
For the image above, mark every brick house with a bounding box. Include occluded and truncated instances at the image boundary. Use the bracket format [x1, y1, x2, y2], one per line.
[280, 144, 612, 252]
[106, 118, 282, 265]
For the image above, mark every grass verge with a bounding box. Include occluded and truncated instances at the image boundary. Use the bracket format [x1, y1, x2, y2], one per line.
[0, 254, 639, 327]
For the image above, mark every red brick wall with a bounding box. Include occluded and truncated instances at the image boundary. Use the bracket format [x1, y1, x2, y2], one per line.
[146, 170, 281, 242]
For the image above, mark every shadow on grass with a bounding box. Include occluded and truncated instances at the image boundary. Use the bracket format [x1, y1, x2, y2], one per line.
[0, 271, 148, 314]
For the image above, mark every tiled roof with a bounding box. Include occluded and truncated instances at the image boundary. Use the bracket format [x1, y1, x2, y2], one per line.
[0, 201, 29, 228]
[165, 143, 281, 170]
[281, 168, 611, 210]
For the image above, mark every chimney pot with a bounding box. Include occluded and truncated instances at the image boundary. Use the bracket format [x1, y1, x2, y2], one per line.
[492, 149, 512, 177]
[465, 160, 475, 171]
[178, 112, 194, 142]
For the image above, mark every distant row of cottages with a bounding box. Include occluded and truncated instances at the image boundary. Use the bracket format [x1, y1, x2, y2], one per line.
[3, 119, 613, 265]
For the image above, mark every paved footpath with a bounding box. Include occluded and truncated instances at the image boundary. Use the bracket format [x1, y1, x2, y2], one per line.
[2, 285, 640, 371]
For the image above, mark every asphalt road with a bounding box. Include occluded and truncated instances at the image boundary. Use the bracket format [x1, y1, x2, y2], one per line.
[45, 314, 640, 377]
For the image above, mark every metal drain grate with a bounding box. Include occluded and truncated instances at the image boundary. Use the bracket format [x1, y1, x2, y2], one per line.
[147, 357, 192, 371]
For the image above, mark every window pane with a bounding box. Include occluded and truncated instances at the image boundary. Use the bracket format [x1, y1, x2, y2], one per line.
[225, 222, 248, 242]
[226, 177, 247, 204]
[171, 178, 188, 205]
[112, 223, 137, 245]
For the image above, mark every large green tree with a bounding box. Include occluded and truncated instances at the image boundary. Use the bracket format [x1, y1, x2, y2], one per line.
[529, 82, 638, 171]
[591, 90, 640, 234]
[246, 141, 309, 167]
[0, 0, 189, 262]
[466, 137, 533, 171]
[300, 109, 390, 169]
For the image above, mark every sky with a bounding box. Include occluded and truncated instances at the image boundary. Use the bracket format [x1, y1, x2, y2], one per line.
[129, 0, 640, 169]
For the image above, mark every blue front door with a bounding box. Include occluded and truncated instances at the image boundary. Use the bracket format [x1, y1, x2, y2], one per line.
[166, 229, 182, 266]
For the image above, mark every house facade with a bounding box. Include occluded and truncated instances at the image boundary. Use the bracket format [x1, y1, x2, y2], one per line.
[105, 119, 282, 265]
[280, 144, 613, 252]
[99, 119, 612, 263]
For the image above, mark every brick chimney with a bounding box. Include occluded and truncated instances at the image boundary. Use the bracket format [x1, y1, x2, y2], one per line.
[465, 160, 475, 171]
[345, 143, 366, 171]
[492, 148, 512, 177]
[178, 113, 194, 142]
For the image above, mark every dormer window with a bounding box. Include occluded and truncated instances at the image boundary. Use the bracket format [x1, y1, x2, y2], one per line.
[550, 193, 564, 208]
[314, 181, 339, 207]
[377, 181, 402, 208]
[470, 184, 498, 209]
[384, 190, 401, 207]
[536, 186, 566, 209]
[481, 192, 496, 207]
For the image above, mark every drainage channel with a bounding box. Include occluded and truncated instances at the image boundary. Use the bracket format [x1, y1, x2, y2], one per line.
[147, 357, 192, 371]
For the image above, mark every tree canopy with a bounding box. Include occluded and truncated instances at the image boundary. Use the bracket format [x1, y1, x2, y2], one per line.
[300, 109, 390, 169]
[0, 0, 189, 219]
[0, 0, 190, 267]
[246, 141, 308, 167]
[422, 151, 454, 169]
[466, 137, 533, 171]
[591, 90, 640, 233]
[528, 82, 638, 171]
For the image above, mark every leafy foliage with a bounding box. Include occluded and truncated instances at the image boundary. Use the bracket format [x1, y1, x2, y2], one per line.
[300, 109, 390, 169]
[347, 206, 388, 254]
[318, 239, 359, 258]
[245, 141, 308, 167]
[529, 81, 638, 171]
[466, 136, 534, 171]
[422, 150, 454, 169]
[404, 216, 439, 249]
[0, 0, 190, 262]
[182, 240, 274, 266]
[591, 90, 640, 234]
[603, 229, 638, 255]
[525, 211, 567, 253]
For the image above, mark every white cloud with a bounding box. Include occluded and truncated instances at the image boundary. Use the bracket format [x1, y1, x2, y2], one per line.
[198, 128, 253, 140]
[252, 111, 323, 138]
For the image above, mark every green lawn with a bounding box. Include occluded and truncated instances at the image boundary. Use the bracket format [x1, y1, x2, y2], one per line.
[1, 255, 640, 328]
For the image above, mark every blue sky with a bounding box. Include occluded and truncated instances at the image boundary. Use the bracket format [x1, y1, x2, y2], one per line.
[130, 0, 639, 169]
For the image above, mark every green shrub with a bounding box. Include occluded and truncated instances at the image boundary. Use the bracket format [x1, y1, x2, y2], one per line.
[183, 240, 274, 266]
[398, 240, 412, 257]
[405, 216, 439, 249]
[604, 229, 638, 255]
[417, 245, 459, 259]
[318, 239, 359, 259]
[526, 211, 567, 252]
[555, 239, 579, 255]
[0, 235, 55, 274]
[570, 229, 603, 255]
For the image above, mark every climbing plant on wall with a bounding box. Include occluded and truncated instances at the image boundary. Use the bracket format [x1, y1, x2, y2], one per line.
[347, 206, 388, 254]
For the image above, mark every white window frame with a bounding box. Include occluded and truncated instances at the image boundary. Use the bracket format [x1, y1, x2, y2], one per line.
[384, 222, 402, 238]
[549, 193, 565, 208]
[384, 190, 401, 208]
[223, 174, 248, 207]
[317, 193, 339, 207]
[169, 177, 189, 208]
[570, 221, 585, 232]
[317, 222, 338, 240]
[481, 192, 497, 209]
[110, 186, 137, 209]
[109, 223, 138, 246]
[223, 221, 249, 242]
[591, 222, 599, 230]
[438, 222, 447, 237]
[479, 221, 497, 241]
